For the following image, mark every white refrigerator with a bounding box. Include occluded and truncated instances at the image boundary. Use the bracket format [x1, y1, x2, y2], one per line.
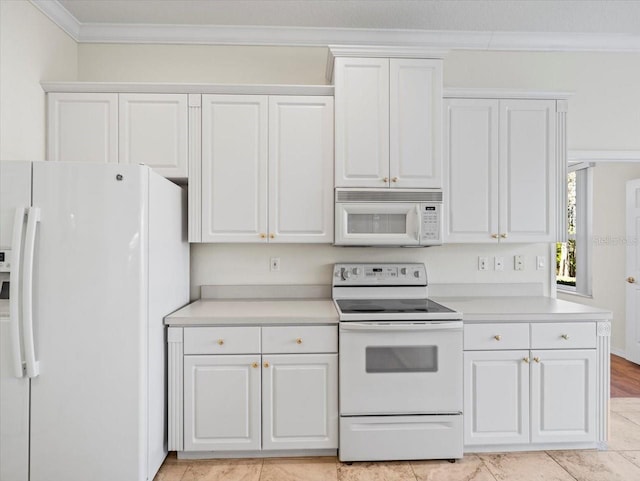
[0, 161, 189, 481]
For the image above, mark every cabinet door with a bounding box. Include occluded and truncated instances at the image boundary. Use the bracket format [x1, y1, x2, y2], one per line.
[499, 99, 556, 242]
[262, 354, 338, 450]
[184, 355, 261, 451]
[201, 95, 268, 242]
[530, 349, 596, 444]
[334, 57, 389, 188]
[47, 93, 118, 164]
[119, 93, 188, 179]
[268, 96, 334, 243]
[464, 350, 530, 446]
[390, 59, 442, 188]
[444, 99, 499, 243]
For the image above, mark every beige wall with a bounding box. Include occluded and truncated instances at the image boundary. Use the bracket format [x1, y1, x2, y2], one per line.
[0, 1, 78, 161]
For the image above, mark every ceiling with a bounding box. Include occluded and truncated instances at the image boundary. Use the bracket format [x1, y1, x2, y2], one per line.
[30, 0, 640, 51]
[55, 0, 640, 34]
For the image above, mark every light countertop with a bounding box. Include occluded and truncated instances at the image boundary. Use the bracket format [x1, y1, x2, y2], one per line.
[165, 299, 339, 326]
[432, 296, 612, 323]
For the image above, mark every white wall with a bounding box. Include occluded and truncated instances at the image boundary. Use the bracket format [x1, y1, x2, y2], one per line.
[0, 1, 78, 161]
[75, 44, 640, 351]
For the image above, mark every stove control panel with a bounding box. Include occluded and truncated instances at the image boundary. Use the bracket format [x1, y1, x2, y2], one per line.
[333, 263, 427, 286]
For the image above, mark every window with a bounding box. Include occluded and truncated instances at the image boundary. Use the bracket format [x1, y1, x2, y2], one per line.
[556, 164, 592, 296]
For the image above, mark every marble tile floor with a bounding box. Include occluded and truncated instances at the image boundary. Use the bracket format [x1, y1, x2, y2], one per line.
[155, 397, 640, 481]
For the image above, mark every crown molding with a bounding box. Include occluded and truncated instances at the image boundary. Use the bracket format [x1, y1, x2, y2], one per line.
[568, 150, 640, 163]
[30, 0, 80, 41]
[29, 1, 640, 53]
[40, 81, 334, 96]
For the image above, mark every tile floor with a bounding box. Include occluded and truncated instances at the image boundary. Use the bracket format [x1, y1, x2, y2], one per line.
[155, 397, 640, 481]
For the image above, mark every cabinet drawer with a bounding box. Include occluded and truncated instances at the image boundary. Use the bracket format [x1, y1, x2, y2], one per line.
[262, 326, 338, 354]
[184, 327, 261, 354]
[531, 322, 596, 349]
[464, 323, 529, 350]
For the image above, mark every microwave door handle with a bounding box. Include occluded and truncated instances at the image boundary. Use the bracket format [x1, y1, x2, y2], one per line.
[9, 208, 26, 378]
[415, 204, 421, 242]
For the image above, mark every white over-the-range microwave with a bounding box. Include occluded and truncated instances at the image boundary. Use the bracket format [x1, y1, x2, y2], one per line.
[334, 188, 443, 247]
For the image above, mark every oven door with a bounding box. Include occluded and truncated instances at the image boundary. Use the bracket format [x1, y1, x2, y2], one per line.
[339, 321, 463, 415]
[334, 203, 420, 246]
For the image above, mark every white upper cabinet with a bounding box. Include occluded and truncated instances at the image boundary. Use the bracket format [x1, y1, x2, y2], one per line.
[199, 94, 334, 243]
[389, 59, 442, 188]
[47, 92, 118, 164]
[268, 96, 334, 243]
[444, 96, 559, 243]
[47, 92, 190, 180]
[334, 58, 389, 188]
[119, 93, 188, 179]
[335, 57, 442, 188]
[201, 95, 269, 243]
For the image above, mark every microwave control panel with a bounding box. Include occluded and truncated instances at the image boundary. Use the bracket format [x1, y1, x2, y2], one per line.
[420, 204, 441, 243]
[0, 250, 10, 273]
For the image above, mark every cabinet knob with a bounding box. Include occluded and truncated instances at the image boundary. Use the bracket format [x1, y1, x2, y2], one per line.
[296, 338, 303, 344]
[391, 177, 398, 183]
[500, 233, 508, 239]
[561, 334, 570, 340]
[263, 361, 270, 368]
[269, 233, 275, 239]
[494, 335, 502, 341]
[534, 357, 541, 363]
[383, 177, 389, 183]
[523, 357, 530, 364]
[217, 339, 224, 345]
[260, 233, 266, 239]
[627, 276, 636, 284]
[491, 234, 499, 239]
[251, 362, 258, 368]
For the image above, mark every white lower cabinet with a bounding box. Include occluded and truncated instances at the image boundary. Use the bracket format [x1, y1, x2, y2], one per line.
[184, 355, 261, 451]
[262, 354, 338, 450]
[463, 321, 604, 452]
[173, 325, 338, 454]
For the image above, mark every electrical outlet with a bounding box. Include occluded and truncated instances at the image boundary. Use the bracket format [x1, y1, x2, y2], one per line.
[478, 256, 488, 271]
[494, 256, 504, 271]
[270, 257, 280, 272]
[536, 255, 545, 270]
[514, 255, 525, 271]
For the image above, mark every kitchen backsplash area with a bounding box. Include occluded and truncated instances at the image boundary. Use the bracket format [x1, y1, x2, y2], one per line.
[190, 242, 552, 300]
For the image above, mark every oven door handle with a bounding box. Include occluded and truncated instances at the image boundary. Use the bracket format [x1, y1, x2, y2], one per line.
[340, 321, 462, 332]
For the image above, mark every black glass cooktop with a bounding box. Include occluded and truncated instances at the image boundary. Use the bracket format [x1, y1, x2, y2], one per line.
[336, 298, 455, 314]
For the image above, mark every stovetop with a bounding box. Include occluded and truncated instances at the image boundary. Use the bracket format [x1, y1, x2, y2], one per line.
[336, 298, 455, 314]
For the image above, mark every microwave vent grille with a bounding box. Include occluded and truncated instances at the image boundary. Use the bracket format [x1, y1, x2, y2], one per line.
[336, 190, 443, 203]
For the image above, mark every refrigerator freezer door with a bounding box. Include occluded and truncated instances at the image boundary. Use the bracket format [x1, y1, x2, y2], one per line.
[29, 162, 149, 481]
[0, 161, 32, 481]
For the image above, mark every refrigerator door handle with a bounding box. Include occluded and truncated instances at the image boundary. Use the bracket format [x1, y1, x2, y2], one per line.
[9, 208, 26, 378]
[22, 207, 41, 378]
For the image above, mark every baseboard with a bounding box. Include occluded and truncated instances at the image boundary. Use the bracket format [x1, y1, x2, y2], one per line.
[611, 347, 626, 358]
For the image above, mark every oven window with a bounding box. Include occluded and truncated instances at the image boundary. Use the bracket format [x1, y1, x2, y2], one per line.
[347, 213, 406, 234]
[365, 346, 438, 373]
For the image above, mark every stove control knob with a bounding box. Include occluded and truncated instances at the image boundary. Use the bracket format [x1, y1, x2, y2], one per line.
[353, 267, 361, 276]
[342, 269, 352, 280]
[414, 270, 422, 278]
[400, 268, 407, 275]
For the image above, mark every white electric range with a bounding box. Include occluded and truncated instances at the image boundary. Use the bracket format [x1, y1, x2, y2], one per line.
[333, 263, 463, 462]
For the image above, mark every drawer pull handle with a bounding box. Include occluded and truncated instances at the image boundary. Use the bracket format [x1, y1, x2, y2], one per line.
[494, 335, 502, 341]
[263, 361, 270, 368]
[534, 357, 540, 363]
[523, 357, 530, 364]
[561, 334, 570, 340]
[217, 339, 224, 345]
[296, 338, 303, 344]
[251, 362, 258, 368]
